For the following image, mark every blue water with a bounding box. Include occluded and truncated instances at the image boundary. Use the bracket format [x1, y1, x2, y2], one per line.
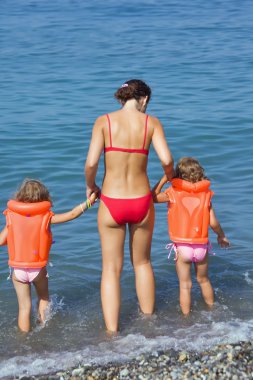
[1, 0, 253, 377]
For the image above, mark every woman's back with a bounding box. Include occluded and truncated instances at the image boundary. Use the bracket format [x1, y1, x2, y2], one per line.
[102, 108, 153, 197]
[85, 78, 174, 332]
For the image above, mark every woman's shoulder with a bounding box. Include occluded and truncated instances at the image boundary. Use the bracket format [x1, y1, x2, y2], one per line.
[147, 114, 163, 129]
[95, 114, 108, 123]
[92, 114, 109, 131]
[147, 114, 160, 123]
[94, 112, 162, 128]
[95, 111, 119, 123]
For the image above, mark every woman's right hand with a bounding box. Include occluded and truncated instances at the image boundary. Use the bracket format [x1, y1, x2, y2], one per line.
[161, 174, 170, 184]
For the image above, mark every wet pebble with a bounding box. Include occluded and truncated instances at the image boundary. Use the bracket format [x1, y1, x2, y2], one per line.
[119, 368, 129, 378]
[14, 341, 253, 380]
[72, 368, 85, 377]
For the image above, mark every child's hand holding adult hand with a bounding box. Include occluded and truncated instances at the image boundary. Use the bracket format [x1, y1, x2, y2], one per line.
[89, 191, 99, 205]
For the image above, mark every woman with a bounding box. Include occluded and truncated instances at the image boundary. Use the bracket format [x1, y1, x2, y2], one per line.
[85, 79, 174, 332]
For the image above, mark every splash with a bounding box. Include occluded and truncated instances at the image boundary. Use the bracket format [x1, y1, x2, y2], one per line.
[32, 294, 65, 332]
[244, 271, 253, 285]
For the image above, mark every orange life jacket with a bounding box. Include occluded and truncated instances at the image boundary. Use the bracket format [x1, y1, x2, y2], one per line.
[165, 179, 213, 244]
[3, 200, 54, 268]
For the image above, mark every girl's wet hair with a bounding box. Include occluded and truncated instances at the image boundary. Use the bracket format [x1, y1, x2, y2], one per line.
[114, 79, 151, 104]
[174, 157, 207, 183]
[15, 179, 52, 203]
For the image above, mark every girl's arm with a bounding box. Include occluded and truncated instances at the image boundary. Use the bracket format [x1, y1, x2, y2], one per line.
[0, 226, 7, 246]
[210, 205, 230, 247]
[84, 116, 105, 198]
[51, 193, 97, 224]
[151, 116, 174, 180]
[152, 174, 170, 203]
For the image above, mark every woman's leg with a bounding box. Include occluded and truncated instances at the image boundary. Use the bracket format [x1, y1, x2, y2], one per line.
[12, 273, 32, 332]
[175, 254, 192, 315]
[33, 267, 49, 323]
[129, 203, 155, 314]
[195, 255, 214, 306]
[98, 201, 126, 332]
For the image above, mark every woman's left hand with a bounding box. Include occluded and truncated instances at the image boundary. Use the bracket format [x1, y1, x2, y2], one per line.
[86, 184, 101, 200]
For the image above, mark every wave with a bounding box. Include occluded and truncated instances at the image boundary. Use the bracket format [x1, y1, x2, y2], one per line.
[1, 316, 253, 378]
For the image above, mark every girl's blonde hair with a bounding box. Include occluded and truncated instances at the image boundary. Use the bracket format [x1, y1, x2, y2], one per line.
[15, 179, 52, 203]
[174, 157, 207, 183]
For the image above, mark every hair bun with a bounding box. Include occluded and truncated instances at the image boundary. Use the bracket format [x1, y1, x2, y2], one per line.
[114, 79, 151, 104]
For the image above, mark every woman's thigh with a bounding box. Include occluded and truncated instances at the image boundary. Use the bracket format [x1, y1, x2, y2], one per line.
[129, 203, 155, 266]
[98, 201, 126, 270]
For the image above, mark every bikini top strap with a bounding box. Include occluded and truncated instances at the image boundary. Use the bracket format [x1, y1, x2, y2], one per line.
[142, 114, 149, 149]
[106, 114, 112, 147]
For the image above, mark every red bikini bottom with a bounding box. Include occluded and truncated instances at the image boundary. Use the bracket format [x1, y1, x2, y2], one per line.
[100, 192, 152, 225]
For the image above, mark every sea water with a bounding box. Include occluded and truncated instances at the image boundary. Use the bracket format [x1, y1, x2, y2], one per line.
[0, 0, 253, 377]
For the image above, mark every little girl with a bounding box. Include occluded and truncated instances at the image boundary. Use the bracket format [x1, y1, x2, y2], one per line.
[153, 157, 230, 315]
[0, 179, 97, 332]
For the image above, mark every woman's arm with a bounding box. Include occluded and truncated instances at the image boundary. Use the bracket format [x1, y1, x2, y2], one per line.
[0, 226, 7, 246]
[151, 117, 174, 180]
[210, 205, 230, 247]
[152, 174, 170, 203]
[51, 193, 97, 224]
[85, 116, 105, 198]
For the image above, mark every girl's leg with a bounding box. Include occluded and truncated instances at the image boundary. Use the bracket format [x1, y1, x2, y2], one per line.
[129, 203, 155, 314]
[33, 267, 49, 323]
[175, 254, 192, 315]
[12, 274, 32, 332]
[98, 201, 126, 332]
[195, 255, 214, 307]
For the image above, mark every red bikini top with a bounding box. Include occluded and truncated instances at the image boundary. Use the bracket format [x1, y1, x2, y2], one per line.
[104, 114, 149, 155]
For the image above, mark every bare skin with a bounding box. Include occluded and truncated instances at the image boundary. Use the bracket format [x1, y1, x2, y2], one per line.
[12, 267, 49, 333]
[152, 174, 230, 315]
[0, 226, 7, 246]
[0, 193, 97, 332]
[85, 97, 174, 332]
[175, 253, 214, 315]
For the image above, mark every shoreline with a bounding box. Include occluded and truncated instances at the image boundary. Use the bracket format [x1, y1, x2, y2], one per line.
[12, 340, 253, 380]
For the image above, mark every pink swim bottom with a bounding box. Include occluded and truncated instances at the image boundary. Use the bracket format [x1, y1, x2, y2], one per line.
[175, 243, 208, 263]
[13, 267, 44, 283]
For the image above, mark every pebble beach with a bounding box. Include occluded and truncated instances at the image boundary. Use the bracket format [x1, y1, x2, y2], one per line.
[13, 341, 253, 380]
[1, 0, 253, 378]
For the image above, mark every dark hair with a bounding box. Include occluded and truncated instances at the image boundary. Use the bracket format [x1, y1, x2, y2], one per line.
[174, 157, 207, 183]
[114, 79, 151, 105]
[15, 179, 52, 203]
